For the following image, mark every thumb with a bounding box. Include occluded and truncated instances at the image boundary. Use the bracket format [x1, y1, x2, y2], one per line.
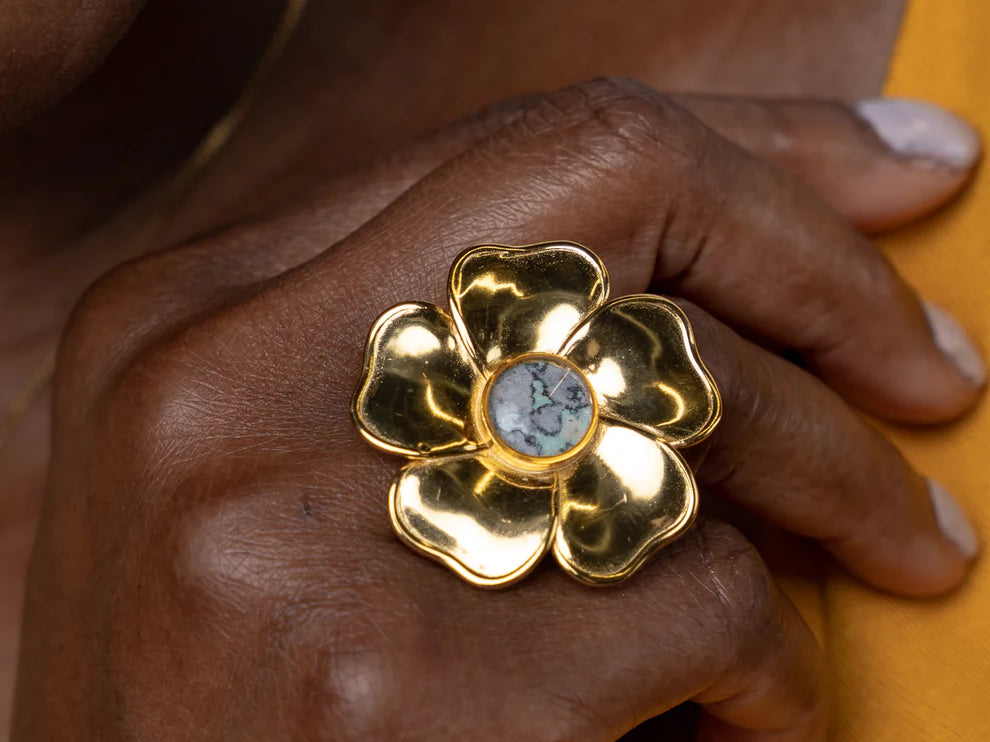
[677, 95, 981, 233]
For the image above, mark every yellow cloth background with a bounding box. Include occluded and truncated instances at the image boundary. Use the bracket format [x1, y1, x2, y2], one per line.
[817, 2, 990, 738]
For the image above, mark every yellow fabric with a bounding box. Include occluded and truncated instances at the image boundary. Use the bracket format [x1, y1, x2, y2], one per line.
[825, 2, 990, 738]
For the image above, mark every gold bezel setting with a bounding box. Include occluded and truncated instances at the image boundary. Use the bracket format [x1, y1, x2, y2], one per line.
[477, 352, 600, 474]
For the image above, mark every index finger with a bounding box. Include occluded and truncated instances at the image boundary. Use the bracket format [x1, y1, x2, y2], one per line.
[290, 77, 983, 423]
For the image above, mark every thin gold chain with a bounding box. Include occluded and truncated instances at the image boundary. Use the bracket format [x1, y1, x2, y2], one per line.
[0, 0, 308, 455]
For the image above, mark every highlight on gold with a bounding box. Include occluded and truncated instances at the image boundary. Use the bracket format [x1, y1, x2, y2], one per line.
[352, 242, 721, 587]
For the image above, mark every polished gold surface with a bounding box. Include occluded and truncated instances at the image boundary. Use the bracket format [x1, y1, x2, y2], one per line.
[353, 302, 482, 457]
[449, 242, 608, 369]
[391, 455, 556, 587]
[561, 295, 721, 447]
[553, 423, 697, 584]
[353, 242, 721, 587]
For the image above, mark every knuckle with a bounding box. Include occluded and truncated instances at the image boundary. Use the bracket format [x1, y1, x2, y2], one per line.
[314, 628, 403, 740]
[100, 324, 238, 477]
[175, 487, 308, 603]
[62, 248, 192, 363]
[80, 291, 291, 480]
[689, 521, 778, 659]
[89, 301, 295, 498]
[277, 599, 430, 741]
[498, 80, 734, 277]
[54, 259, 229, 495]
[59, 231, 255, 407]
[521, 77, 707, 177]
[59, 256, 155, 383]
[174, 497, 414, 739]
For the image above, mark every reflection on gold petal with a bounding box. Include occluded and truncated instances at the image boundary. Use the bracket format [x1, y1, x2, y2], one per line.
[393, 324, 443, 355]
[462, 274, 525, 299]
[585, 357, 626, 397]
[449, 242, 609, 369]
[353, 302, 481, 457]
[534, 303, 583, 353]
[391, 455, 556, 586]
[554, 423, 697, 584]
[593, 426, 665, 498]
[562, 295, 720, 447]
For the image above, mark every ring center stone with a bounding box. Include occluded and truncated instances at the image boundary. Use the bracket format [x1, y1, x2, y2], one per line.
[486, 357, 594, 459]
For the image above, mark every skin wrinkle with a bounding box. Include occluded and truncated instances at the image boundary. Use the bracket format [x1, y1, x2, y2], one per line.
[544, 686, 616, 740]
[649, 150, 730, 289]
[97, 311, 322, 473]
[691, 527, 754, 665]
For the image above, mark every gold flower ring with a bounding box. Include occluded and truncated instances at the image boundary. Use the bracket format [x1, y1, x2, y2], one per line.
[352, 242, 721, 587]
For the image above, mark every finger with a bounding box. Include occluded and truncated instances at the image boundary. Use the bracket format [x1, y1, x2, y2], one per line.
[80, 80, 985, 447]
[422, 519, 827, 740]
[174, 90, 980, 279]
[677, 95, 980, 233]
[287, 77, 983, 422]
[678, 301, 976, 596]
[283, 94, 981, 247]
[93, 86, 981, 368]
[507, 520, 827, 740]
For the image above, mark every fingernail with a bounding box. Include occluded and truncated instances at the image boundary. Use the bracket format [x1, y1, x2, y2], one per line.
[922, 301, 987, 386]
[928, 479, 979, 560]
[855, 98, 981, 169]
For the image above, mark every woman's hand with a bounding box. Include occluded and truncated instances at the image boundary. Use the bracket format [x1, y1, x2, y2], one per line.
[13, 78, 983, 741]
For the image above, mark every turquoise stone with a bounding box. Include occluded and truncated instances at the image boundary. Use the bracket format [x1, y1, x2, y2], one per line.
[487, 358, 594, 458]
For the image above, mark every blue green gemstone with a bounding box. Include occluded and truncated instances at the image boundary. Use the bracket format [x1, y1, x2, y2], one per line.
[487, 358, 594, 458]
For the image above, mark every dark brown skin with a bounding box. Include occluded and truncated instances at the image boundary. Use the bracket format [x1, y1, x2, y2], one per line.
[4, 1, 982, 739]
[0, 0, 145, 130]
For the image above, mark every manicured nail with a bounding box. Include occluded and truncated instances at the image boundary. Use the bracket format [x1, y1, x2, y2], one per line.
[922, 301, 987, 387]
[855, 99, 981, 169]
[928, 479, 979, 560]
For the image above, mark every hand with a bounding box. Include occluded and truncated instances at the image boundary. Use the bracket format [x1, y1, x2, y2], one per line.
[14, 78, 983, 741]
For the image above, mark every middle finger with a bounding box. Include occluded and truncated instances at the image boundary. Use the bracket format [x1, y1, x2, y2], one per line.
[304, 77, 982, 421]
[677, 301, 975, 595]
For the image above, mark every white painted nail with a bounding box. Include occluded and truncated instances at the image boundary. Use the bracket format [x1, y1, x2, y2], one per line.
[855, 98, 981, 169]
[922, 301, 987, 387]
[928, 479, 979, 560]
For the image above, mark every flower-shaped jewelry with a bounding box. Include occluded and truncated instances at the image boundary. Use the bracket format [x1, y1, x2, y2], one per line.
[353, 242, 720, 587]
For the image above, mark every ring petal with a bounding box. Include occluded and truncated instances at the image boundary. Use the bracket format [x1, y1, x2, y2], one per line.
[449, 242, 609, 369]
[554, 423, 697, 584]
[561, 295, 720, 447]
[353, 302, 481, 457]
[391, 455, 556, 586]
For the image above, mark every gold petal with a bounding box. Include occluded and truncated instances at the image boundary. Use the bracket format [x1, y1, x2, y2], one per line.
[554, 423, 697, 584]
[390, 455, 555, 587]
[561, 295, 720, 447]
[353, 302, 482, 457]
[449, 242, 609, 369]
